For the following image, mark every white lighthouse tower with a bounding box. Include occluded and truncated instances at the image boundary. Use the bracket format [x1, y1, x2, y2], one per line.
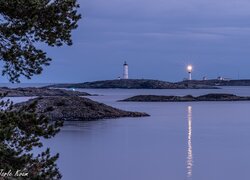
[123, 61, 129, 79]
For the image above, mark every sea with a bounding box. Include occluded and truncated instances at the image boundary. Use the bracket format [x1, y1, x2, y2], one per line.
[4, 85, 250, 180]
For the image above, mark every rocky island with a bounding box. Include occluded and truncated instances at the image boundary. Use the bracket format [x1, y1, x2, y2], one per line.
[14, 96, 149, 121]
[121, 93, 250, 102]
[0, 87, 90, 97]
[48, 79, 218, 89]
[179, 79, 250, 86]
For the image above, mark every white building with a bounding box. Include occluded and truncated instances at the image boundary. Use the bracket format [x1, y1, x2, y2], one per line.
[123, 61, 128, 79]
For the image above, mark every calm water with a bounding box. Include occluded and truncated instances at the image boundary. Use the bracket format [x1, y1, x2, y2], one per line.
[14, 87, 250, 180]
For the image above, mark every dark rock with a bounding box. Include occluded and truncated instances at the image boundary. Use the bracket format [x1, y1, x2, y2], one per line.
[0, 87, 90, 97]
[196, 93, 240, 101]
[121, 93, 250, 102]
[47, 79, 218, 89]
[14, 96, 149, 121]
[178, 79, 250, 86]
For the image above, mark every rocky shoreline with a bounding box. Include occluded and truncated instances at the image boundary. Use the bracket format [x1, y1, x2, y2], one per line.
[121, 93, 250, 102]
[178, 79, 250, 86]
[0, 87, 90, 97]
[14, 96, 149, 121]
[47, 79, 218, 89]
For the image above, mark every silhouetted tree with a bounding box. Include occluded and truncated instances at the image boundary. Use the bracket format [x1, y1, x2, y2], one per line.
[0, 98, 63, 179]
[0, 0, 81, 179]
[0, 0, 81, 82]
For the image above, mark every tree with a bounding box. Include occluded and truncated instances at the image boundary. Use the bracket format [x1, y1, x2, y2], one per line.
[0, 0, 81, 179]
[0, 98, 63, 179]
[0, 0, 81, 82]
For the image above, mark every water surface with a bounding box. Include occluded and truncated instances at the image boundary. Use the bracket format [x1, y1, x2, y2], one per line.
[37, 87, 250, 180]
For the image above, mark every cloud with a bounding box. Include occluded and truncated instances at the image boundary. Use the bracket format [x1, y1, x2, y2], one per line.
[16, 0, 250, 83]
[81, 0, 250, 19]
[187, 27, 250, 37]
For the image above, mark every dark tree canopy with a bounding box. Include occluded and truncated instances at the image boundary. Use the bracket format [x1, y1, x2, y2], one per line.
[0, 0, 81, 179]
[0, 0, 81, 82]
[0, 97, 63, 179]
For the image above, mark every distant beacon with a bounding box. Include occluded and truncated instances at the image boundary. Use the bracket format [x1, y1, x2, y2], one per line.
[187, 65, 193, 81]
[123, 61, 129, 79]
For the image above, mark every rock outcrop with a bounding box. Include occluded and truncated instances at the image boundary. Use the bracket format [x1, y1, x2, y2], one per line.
[0, 87, 90, 97]
[121, 93, 250, 102]
[14, 96, 149, 121]
[178, 79, 250, 86]
[47, 79, 218, 89]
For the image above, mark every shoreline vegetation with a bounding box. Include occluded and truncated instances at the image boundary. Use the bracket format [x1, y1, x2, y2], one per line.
[120, 93, 250, 102]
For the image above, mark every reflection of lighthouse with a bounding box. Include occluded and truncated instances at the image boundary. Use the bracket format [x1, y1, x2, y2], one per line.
[123, 61, 128, 79]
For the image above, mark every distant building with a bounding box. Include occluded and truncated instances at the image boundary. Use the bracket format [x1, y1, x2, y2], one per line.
[123, 61, 128, 79]
[217, 76, 224, 81]
[217, 76, 231, 81]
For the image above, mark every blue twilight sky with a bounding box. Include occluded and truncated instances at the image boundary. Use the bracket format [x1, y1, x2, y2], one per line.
[6, 0, 250, 83]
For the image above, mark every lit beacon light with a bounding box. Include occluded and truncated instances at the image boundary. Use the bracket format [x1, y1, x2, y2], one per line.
[187, 65, 193, 80]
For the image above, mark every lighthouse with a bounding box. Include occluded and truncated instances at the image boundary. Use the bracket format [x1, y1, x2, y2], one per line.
[123, 61, 129, 79]
[187, 65, 193, 80]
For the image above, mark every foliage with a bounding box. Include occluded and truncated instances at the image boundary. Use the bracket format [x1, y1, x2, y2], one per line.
[0, 0, 81, 82]
[0, 0, 81, 179]
[0, 96, 63, 179]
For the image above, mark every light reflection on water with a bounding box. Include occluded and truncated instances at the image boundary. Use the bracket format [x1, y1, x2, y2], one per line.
[187, 106, 193, 179]
[10, 87, 250, 180]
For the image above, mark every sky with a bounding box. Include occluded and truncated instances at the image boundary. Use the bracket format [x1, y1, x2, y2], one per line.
[6, 0, 250, 83]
